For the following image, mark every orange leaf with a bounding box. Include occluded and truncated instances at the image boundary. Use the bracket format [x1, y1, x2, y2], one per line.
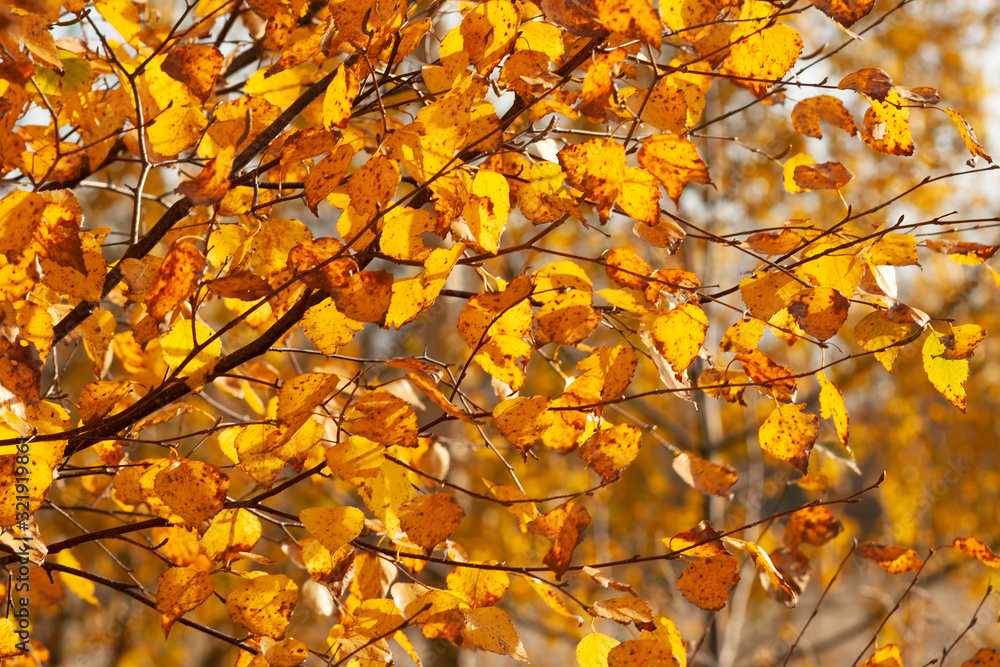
[559, 138, 625, 222]
[400, 494, 466, 549]
[784, 506, 842, 547]
[145, 241, 206, 323]
[161, 44, 222, 101]
[787, 286, 850, 341]
[176, 145, 234, 205]
[953, 536, 1000, 568]
[839, 67, 894, 101]
[809, 0, 875, 27]
[590, 597, 654, 625]
[675, 554, 740, 611]
[791, 95, 857, 138]
[860, 542, 923, 574]
[792, 162, 855, 191]
[527, 501, 592, 579]
[226, 574, 298, 639]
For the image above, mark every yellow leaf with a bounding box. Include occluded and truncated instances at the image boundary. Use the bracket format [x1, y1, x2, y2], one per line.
[559, 138, 626, 222]
[869, 233, 918, 266]
[592, 0, 661, 47]
[226, 574, 298, 639]
[146, 106, 208, 157]
[159, 319, 221, 375]
[326, 436, 385, 488]
[78, 380, 132, 425]
[862, 89, 914, 156]
[649, 303, 709, 372]
[157, 567, 215, 637]
[854, 310, 922, 372]
[323, 63, 360, 130]
[461, 606, 528, 662]
[365, 459, 413, 540]
[922, 330, 969, 411]
[304, 144, 355, 214]
[201, 509, 262, 563]
[300, 506, 366, 553]
[783, 153, 815, 194]
[276, 373, 342, 421]
[0, 618, 23, 659]
[672, 451, 738, 499]
[534, 289, 602, 346]
[484, 479, 539, 530]
[944, 108, 993, 164]
[675, 554, 740, 611]
[938, 324, 987, 360]
[860, 644, 903, 667]
[515, 21, 564, 62]
[55, 551, 99, 605]
[94, 0, 141, 44]
[637, 134, 712, 205]
[301, 299, 364, 353]
[461, 0, 520, 74]
[447, 565, 509, 607]
[608, 638, 682, 666]
[758, 404, 818, 474]
[578, 423, 642, 480]
[719, 0, 803, 98]
[263, 638, 310, 667]
[719, 317, 766, 354]
[147, 459, 230, 526]
[532, 261, 591, 302]
[817, 370, 850, 449]
[380, 206, 437, 262]
[0, 440, 66, 528]
[524, 575, 583, 623]
[399, 493, 466, 549]
[462, 169, 510, 254]
[0, 191, 45, 257]
[577, 633, 621, 667]
[619, 167, 661, 225]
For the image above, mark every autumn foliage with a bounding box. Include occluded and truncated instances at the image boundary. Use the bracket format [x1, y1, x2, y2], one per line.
[0, 0, 999, 664]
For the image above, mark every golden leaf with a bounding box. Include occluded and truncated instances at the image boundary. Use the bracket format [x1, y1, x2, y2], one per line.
[157, 567, 215, 637]
[226, 574, 298, 639]
[758, 404, 818, 474]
